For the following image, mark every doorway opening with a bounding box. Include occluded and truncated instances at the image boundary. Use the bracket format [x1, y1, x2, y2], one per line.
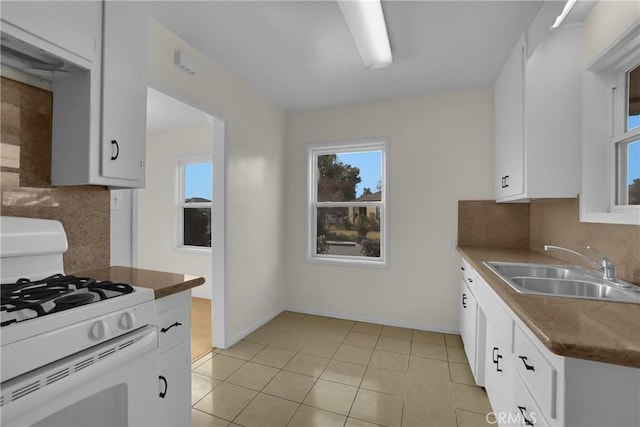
[135, 87, 226, 360]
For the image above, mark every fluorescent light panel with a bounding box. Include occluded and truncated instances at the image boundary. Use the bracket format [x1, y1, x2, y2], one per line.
[338, 0, 392, 69]
[552, 0, 578, 29]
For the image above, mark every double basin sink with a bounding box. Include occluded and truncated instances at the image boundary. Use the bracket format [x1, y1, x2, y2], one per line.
[484, 262, 640, 304]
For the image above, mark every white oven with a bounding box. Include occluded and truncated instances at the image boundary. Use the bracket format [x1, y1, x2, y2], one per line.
[0, 217, 160, 426]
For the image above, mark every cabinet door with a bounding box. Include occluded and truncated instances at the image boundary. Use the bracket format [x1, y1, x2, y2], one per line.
[459, 279, 478, 379]
[1, 0, 101, 62]
[494, 35, 525, 200]
[100, 0, 148, 186]
[157, 343, 191, 427]
[485, 323, 515, 426]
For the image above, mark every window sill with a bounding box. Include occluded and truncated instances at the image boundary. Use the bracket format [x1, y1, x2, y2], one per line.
[175, 246, 212, 255]
[306, 255, 388, 269]
[579, 207, 640, 225]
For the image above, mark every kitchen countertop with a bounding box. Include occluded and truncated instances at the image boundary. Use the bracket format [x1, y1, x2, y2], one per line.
[458, 247, 640, 368]
[73, 266, 205, 299]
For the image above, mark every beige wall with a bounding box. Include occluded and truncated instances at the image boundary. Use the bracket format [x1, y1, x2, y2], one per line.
[582, 0, 640, 66]
[136, 124, 213, 299]
[284, 89, 494, 332]
[147, 20, 287, 346]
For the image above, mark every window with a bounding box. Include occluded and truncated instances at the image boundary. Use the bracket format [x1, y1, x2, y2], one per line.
[581, 22, 640, 225]
[176, 156, 212, 250]
[613, 63, 640, 206]
[307, 139, 388, 266]
[615, 64, 640, 205]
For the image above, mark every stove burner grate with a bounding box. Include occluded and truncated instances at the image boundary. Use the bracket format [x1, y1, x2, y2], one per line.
[1, 275, 135, 326]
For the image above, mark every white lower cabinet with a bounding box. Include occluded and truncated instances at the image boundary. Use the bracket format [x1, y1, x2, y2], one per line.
[157, 343, 191, 427]
[459, 278, 478, 379]
[478, 279, 515, 426]
[459, 260, 485, 386]
[155, 291, 191, 427]
[513, 372, 549, 427]
[459, 257, 640, 427]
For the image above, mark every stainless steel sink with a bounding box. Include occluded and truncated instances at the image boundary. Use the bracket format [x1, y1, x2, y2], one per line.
[484, 262, 640, 304]
[487, 263, 586, 280]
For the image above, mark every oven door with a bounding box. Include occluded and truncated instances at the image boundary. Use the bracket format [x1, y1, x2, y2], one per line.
[1, 325, 159, 427]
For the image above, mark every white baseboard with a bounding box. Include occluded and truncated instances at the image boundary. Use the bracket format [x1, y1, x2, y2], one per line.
[286, 306, 460, 335]
[224, 308, 284, 349]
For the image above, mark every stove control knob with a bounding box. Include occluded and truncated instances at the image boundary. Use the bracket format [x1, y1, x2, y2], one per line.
[89, 320, 109, 341]
[118, 312, 136, 330]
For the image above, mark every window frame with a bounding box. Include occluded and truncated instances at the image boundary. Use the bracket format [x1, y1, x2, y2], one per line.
[581, 22, 640, 225]
[306, 138, 389, 267]
[610, 56, 640, 211]
[175, 154, 213, 253]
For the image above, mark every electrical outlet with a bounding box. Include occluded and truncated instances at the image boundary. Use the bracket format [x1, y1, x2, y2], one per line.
[111, 192, 120, 211]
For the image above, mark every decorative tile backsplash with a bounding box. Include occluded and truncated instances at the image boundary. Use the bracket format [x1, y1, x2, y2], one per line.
[458, 198, 639, 284]
[458, 200, 529, 249]
[529, 198, 639, 285]
[1, 76, 110, 274]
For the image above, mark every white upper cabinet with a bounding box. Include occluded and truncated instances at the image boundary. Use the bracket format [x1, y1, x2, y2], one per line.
[2, 0, 148, 188]
[47, 1, 148, 188]
[1, 0, 101, 63]
[494, 35, 526, 200]
[494, 3, 582, 202]
[100, 0, 149, 185]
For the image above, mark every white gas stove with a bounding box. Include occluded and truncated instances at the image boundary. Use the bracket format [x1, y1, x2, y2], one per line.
[0, 217, 159, 426]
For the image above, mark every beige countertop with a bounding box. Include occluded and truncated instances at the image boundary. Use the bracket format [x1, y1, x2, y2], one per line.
[74, 266, 205, 299]
[458, 247, 640, 368]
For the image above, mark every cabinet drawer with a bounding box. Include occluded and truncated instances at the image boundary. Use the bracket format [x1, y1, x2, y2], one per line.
[158, 304, 188, 354]
[513, 325, 557, 420]
[514, 372, 549, 427]
[460, 258, 478, 295]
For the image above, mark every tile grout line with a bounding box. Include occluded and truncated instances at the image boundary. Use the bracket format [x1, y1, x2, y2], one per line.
[192, 315, 486, 427]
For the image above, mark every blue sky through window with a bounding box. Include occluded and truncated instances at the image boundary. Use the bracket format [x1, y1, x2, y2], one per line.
[628, 141, 639, 185]
[628, 116, 640, 185]
[336, 151, 382, 198]
[185, 162, 212, 201]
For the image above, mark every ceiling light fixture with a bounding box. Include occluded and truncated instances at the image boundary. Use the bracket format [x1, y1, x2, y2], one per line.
[338, 0, 392, 69]
[551, 0, 578, 29]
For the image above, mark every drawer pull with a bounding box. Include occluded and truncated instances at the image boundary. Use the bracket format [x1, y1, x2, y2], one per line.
[518, 356, 535, 371]
[492, 347, 499, 364]
[468, 278, 473, 283]
[496, 354, 503, 372]
[461, 266, 465, 271]
[159, 375, 168, 398]
[462, 293, 467, 308]
[517, 406, 534, 426]
[161, 321, 183, 333]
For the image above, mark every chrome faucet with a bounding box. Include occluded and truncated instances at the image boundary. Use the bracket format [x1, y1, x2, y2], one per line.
[544, 245, 617, 282]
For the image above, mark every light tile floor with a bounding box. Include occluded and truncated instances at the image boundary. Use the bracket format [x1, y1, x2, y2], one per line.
[191, 311, 493, 427]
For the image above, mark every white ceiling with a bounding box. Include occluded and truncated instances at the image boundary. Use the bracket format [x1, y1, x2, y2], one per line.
[148, 1, 549, 111]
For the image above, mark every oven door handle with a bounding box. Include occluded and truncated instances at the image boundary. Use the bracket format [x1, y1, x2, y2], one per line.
[1, 326, 158, 424]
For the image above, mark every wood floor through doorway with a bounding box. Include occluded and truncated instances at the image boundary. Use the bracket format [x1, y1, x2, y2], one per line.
[191, 297, 212, 362]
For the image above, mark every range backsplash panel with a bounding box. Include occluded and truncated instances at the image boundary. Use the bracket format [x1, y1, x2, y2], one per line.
[0, 76, 110, 274]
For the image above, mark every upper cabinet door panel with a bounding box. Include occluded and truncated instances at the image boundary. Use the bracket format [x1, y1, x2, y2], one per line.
[1, 0, 102, 62]
[100, 0, 148, 185]
[494, 35, 526, 200]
